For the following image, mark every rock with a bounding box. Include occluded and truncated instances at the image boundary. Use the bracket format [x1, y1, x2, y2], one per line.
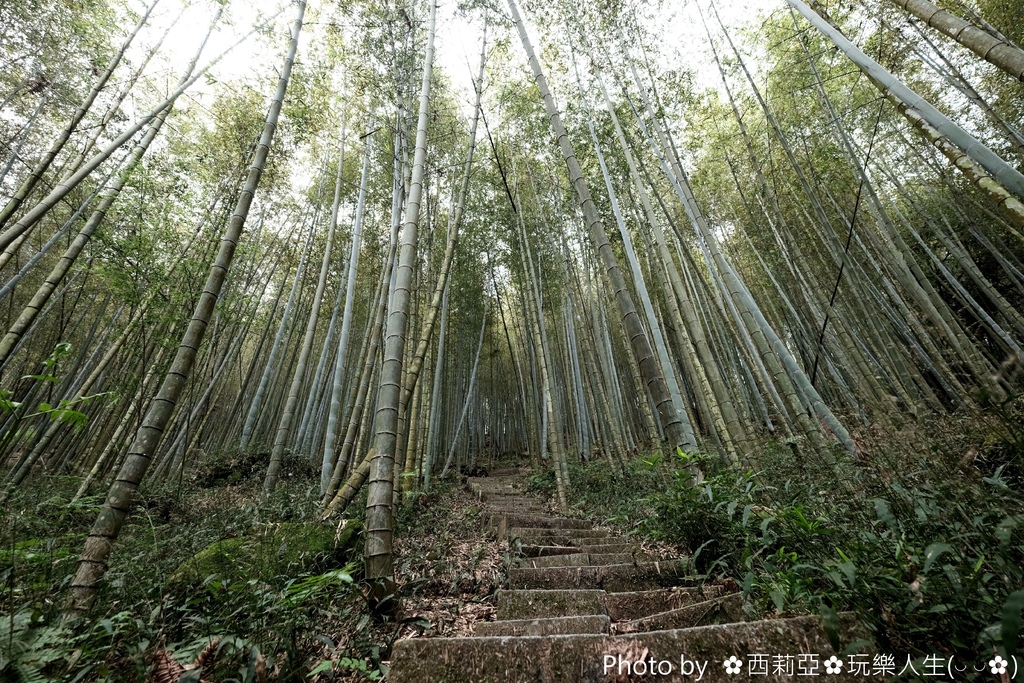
[169, 520, 361, 588]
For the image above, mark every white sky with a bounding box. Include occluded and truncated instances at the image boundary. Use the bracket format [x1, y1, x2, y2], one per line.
[122, 0, 767, 125]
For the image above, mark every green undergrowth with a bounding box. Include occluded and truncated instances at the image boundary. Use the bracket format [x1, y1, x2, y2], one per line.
[0, 450, 385, 682]
[528, 415, 1023, 677]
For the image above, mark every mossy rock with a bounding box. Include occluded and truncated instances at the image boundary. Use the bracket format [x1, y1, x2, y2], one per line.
[169, 520, 362, 588]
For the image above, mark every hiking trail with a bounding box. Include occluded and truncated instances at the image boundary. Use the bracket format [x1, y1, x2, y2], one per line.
[389, 467, 871, 682]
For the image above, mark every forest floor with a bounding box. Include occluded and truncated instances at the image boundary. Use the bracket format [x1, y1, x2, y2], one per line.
[3, 451, 642, 681]
[3, 451, 522, 681]
[2, 411, 1022, 682]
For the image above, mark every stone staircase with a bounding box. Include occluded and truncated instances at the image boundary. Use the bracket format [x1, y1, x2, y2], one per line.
[390, 470, 871, 682]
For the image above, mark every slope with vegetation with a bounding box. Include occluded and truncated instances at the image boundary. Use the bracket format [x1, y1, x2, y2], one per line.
[0, 0, 1022, 678]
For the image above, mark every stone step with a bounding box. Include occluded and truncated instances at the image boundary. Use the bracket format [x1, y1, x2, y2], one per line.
[487, 467, 523, 476]
[509, 561, 689, 592]
[603, 585, 726, 621]
[492, 514, 591, 530]
[519, 552, 635, 569]
[482, 503, 546, 513]
[474, 614, 610, 637]
[482, 498, 541, 505]
[468, 483, 518, 495]
[388, 613, 871, 682]
[591, 552, 643, 565]
[468, 475, 519, 483]
[477, 492, 535, 501]
[486, 508, 547, 518]
[514, 536, 629, 550]
[495, 586, 730, 622]
[509, 526, 609, 536]
[481, 497, 545, 507]
[486, 508, 548, 518]
[496, 589, 606, 620]
[508, 527, 610, 544]
[478, 491, 532, 503]
[521, 543, 635, 557]
[614, 592, 747, 633]
[468, 478, 518, 487]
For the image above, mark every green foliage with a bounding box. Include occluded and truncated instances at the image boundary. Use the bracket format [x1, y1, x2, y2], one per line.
[281, 566, 356, 608]
[167, 520, 362, 589]
[308, 654, 383, 680]
[0, 563, 369, 683]
[0, 611, 67, 683]
[0, 464, 377, 681]
[561, 441, 1024, 671]
[0, 609, 147, 683]
[0, 343, 113, 426]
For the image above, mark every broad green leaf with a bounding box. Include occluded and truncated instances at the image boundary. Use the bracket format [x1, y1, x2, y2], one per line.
[820, 603, 841, 652]
[923, 543, 953, 573]
[308, 661, 334, 676]
[770, 589, 785, 612]
[872, 498, 897, 531]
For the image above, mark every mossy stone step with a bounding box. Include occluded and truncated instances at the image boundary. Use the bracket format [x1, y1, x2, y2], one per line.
[468, 483, 524, 493]
[521, 543, 635, 557]
[496, 589, 606, 620]
[485, 507, 547, 518]
[482, 502, 545, 512]
[487, 468, 523, 476]
[468, 485, 518, 497]
[480, 494, 537, 505]
[474, 614, 610, 637]
[614, 592, 748, 633]
[389, 613, 871, 683]
[495, 586, 729, 622]
[517, 536, 628, 549]
[485, 499, 544, 505]
[520, 552, 635, 569]
[509, 561, 690, 591]
[486, 508, 548, 519]
[508, 527, 610, 544]
[492, 514, 591, 530]
[603, 585, 726, 621]
[590, 552, 644, 565]
[481, 498, 544, 507]
[519, 553, 591, 569]
[468, 477, 519, 487]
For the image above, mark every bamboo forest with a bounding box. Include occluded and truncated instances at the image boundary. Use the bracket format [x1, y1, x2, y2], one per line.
[1, 0, 1023, 678]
